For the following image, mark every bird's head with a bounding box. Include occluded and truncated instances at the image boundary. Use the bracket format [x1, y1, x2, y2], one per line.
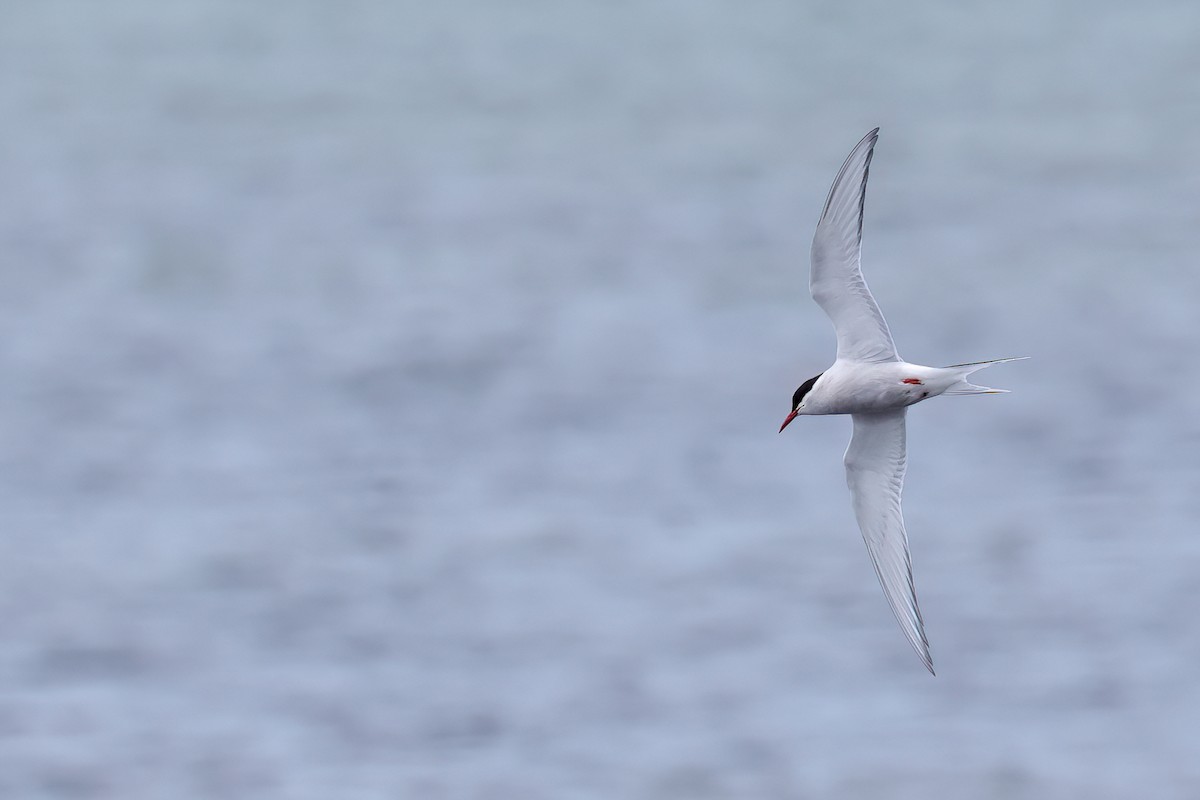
[779, 373, 822, 432]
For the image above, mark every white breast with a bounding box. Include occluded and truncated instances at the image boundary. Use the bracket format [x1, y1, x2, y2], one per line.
[803, 361, 932, 415]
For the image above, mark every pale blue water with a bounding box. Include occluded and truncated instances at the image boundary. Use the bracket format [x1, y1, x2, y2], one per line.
[2, 2, 1200, 797]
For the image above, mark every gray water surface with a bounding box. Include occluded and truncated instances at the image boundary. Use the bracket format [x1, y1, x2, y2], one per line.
[2, 2, 1199, 797]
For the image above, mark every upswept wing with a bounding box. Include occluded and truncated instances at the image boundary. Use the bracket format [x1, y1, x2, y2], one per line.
[810, 128, 898, 364]
[844, 409, 933, 674]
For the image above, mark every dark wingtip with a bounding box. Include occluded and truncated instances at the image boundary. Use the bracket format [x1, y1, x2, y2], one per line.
[816, 129, 881, 251]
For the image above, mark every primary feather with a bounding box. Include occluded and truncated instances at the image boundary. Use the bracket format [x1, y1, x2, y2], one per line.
[809, 128, 898, 364]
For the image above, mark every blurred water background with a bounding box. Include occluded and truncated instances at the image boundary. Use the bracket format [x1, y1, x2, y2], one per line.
[2, 1, 1199, 797]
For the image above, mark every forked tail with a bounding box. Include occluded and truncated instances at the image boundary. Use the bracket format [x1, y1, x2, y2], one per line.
[941, 356, 1028, 395]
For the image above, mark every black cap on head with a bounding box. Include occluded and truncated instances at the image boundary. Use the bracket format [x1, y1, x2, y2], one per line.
[791, 373, 822, 410]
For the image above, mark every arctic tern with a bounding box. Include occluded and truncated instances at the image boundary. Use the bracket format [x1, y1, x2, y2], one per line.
[780, 128, 1024, 674]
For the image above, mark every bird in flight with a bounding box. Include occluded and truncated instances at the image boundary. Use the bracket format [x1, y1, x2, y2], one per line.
[779, 128, 1024, 674]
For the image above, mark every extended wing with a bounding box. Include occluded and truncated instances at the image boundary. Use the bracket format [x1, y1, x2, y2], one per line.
[810, 128, 899, 364]
[844, 409, 933, 673]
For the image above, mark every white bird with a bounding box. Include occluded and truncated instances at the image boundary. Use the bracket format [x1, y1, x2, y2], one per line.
[779, 128, 1024, 674]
